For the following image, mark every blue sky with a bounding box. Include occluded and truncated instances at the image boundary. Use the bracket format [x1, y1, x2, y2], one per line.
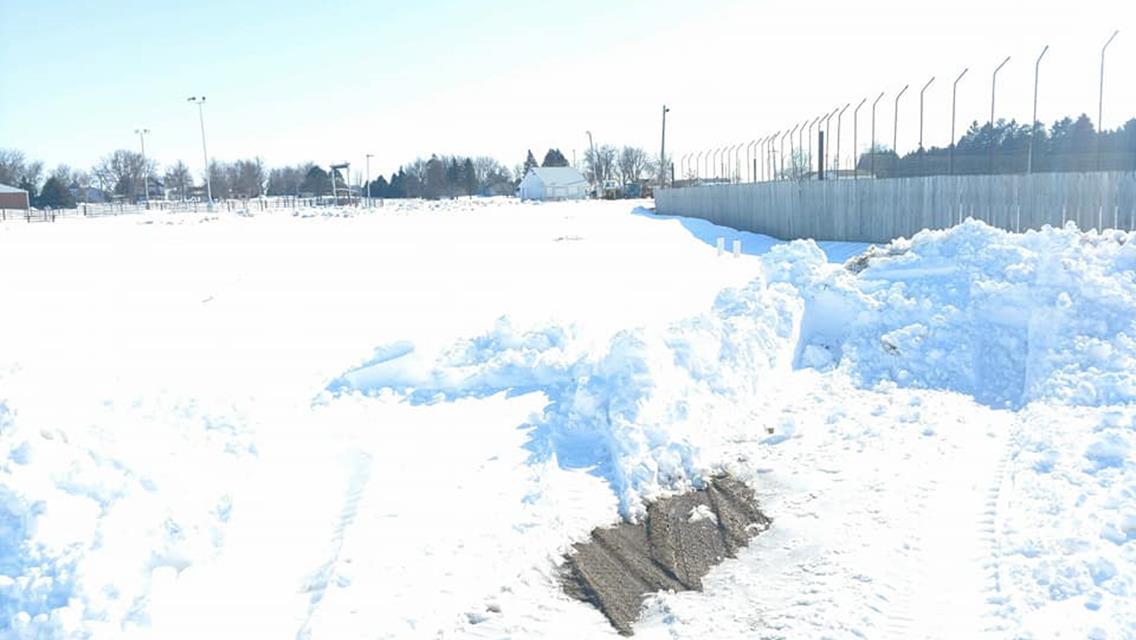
[2, 0, 1133, 181]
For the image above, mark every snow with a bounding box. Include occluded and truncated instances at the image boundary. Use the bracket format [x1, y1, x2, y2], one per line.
[1, 198, 1134, 639]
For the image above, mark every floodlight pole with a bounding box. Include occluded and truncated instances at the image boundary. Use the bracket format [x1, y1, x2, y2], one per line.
[1098, 30, 1119, 170]
[586, 130, 596, 194]
[135, 128, 150, 205]
[950, 68, 968, 175]
[365, 153, 373, 205]
[187, 97, 213, 209]
[659, 104, 670, 187]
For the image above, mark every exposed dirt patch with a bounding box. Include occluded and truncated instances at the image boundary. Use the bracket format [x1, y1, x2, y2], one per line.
[560, 476, 771, 635]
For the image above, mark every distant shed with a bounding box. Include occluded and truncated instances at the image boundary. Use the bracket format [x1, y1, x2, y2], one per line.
[516, 167, 589, 201]
[0, 183, 30, 210]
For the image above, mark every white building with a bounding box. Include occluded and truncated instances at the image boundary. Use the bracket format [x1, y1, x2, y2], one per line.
[516, 167, 589, 201]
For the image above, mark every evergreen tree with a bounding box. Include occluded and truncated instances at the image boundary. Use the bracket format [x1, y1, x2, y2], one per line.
[18, 178, 37, 203]
[541, 148, 569, 167]
[300, 166, 330, 196]
[389, 170, 406, 198]
[36, 176, 76, 208]
[461, 158, 477, 195]
[522, 150, 539, 176]
[424, 155, 447, 199]
[367, 175, 389, 198]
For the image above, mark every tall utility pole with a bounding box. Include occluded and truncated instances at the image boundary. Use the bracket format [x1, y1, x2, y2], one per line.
[585, 130, 597, 194]
[365, 153, 374, 206]
[134, 128, 150, 205]
[950, 68, 969, 175]
[853, 98, 867, 179]
[187, 97, 213, 209]
[871, 92, 885, 178]
[1098, 30, 1119, 170]
[990, 56, 1011, 174]
[659, 105, 670, 187]
[1028, 46, 1049, 174]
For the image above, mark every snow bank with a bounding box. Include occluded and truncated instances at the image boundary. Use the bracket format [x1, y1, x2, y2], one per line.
[813, 220, 1136, 408]
[328, 280, 804, 519]
[334, 219, 1136, 521]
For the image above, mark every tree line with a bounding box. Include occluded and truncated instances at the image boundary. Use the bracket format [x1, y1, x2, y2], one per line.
[858, 114, 1136, 177]
[1, 142, 664, 208]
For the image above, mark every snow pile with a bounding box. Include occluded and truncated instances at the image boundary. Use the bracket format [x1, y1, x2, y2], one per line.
[998, 404, 1136, 638]
[782, 220, 1136, 409]
[0, 392, 254, 637]
[329, 280, 804, 519]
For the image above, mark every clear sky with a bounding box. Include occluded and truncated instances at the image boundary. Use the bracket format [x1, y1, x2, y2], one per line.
[1, 0, 1133, 181]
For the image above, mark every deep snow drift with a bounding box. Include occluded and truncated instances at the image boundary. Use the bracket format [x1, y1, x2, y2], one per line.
[2, 199, 1134, 639]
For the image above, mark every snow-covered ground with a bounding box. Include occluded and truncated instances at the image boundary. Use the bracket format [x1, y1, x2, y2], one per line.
[1, 198, 1134, 639]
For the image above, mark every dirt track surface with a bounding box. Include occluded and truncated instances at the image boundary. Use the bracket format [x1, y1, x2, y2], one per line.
[561, 476, 771, 635]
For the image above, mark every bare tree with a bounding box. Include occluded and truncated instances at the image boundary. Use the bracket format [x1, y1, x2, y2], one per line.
[232, 158, 267, 197]
[92, 149, 153, 200]
[0, 148, 26, 186]
[164, 161, 194, 200]
[617, 146, 654, 185]
[584, 145, 617, 187]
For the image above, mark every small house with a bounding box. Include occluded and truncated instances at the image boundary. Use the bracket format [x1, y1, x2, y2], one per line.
[516, 167, 589, 201]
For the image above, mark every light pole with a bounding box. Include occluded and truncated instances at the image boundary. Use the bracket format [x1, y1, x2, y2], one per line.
[659, 104, 670, 187]
[950, 68, 969, 175]
[918, 77, 935, 152]
[134, 128, 150, 206]
[853, 98, 867, 179]
[187, 97, 213, 209]
[836, 103, 850, 174]
[871, 92, 885, 178]
[893, 84, 909, 166]
[990, 56, 1011, 174]
[1028, 46, 1049, 174]
[365, 153, 374, 205]
[585, 130, 596, 194]
[1098, 30, 1119, 170]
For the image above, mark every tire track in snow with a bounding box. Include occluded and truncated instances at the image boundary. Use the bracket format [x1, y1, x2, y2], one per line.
[980, 415, 1023, 635]
[885, 413, 1011, 640]
[295, 448, 373, 639]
